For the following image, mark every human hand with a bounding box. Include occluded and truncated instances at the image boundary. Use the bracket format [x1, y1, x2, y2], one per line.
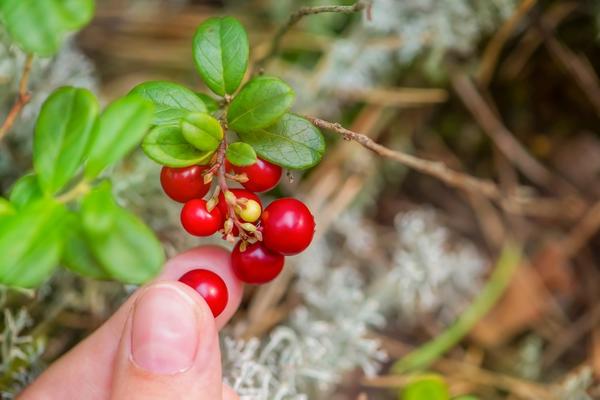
[19, 246, 244, 400]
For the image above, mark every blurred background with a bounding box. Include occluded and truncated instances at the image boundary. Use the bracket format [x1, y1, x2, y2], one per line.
[1, 0, 600, 398]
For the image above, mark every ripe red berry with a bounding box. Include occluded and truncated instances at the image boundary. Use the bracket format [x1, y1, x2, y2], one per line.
[160, 165, 210, 203]
[180, 199, 222, 236]
[226, 158, 282, 193]
[217, 189, 262, 236]
[262, 198, 315, 255]
[231, 241, 285, 284]
[178, 269, 228, 317]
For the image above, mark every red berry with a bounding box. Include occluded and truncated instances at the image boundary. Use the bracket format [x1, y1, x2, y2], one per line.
[178, 269, 228, 317]
[231, 241, 284, 284]
[160, 166, 210, 203]
[262, 198, 315, 255]
[180, 199, 222, 236]
[226, 158, 282, 193]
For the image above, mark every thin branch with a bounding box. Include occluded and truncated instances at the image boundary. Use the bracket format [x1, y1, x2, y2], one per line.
[477, 0, 537, 86]
[0, 55, 34, 142]
[255, 1, 368, 70]
[306, 116, 502, 200]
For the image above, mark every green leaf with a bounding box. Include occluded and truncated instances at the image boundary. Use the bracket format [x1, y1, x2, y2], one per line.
[181, 112, 223, 152]
[142, 125, 214, 167]
[238, 113, 325, 169]
[85, 208, 165, 284]
[0, 198, 15, 218]
[78, 183, 164, 283]
[9, 174, 43, 210]
[85, 95, 154, 178]
[196, 93, 220, 113]
[227, 76, 295, 133]
[0, 0, 95, 56]
[226, 142, 257, 166]
[401, 374, 449, 400]
[0, 199, 67, 287]
[34, 87, 98, 194]
[130, 81, 207, 125]
[192, 17, 249, 96]
[62, 213, 111, 280]
[80, 182, 118, 235]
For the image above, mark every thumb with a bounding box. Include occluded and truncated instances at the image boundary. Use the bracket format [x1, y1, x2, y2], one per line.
[109, 281, 224, 400]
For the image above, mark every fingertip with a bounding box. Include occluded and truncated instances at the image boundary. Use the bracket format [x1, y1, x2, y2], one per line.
[158, 245, 244, 329]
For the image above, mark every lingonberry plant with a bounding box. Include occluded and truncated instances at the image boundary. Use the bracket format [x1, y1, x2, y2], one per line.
[133, 16, 323, 304]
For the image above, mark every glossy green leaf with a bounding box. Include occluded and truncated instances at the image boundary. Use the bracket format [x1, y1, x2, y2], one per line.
[9, 174, 43, 210]
[142, 125, 214, 167]
[196, 93, 220, 113]
[226, 142, 256, 167]
[0, 0, 95, 56]
[85, 208, 165, 284]
[85, 95, 154, 178]
[401, 375, 449, 400]
[80, 182, 118, 235]
[181, 112, 223, 152]
[0, 200, 67, 287]
[0, 198, 15, 218]
[130, 81, 207, 125]
[237, 113, 325, 169]
[227, 76, 295, 133]
[193, 17, 249, 96]
[34, 87, 98, 194]
[62, 213, 111, 280]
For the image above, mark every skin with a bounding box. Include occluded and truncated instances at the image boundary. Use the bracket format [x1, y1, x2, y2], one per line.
[19, 245, 243, 400]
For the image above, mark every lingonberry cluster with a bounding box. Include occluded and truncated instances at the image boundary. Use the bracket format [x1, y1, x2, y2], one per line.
[161, 157, 315, 317]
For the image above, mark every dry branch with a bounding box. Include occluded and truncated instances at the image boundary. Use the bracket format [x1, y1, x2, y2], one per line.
[0, 55, 34, 142]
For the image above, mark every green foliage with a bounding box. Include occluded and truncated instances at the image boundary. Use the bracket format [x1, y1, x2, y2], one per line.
[227, 76, 295, 133]
[83, 206, 165, 284]
[0, 198, 15, 217]
[138, 17, 325, 172]
[0, 86, 164, 287]
[142, 125, 214, 167]
[130, 81, 207, 125]
[85, 94, 154, 179]
[34, 87, 98, 194]
[193, 17, 249, 96]
[196, 93, 220, 112]
[401, 374, 449, 400]
[8, 174, 42, 210]
[226, 142, 257, 166]
[79, 184, 165, 284]
[181, 112, 223, 152]
[62, 215, 112, 280]
[0, 200, 68, 287]
[0, 0, 94, 56]
[237, 113, 325, 169]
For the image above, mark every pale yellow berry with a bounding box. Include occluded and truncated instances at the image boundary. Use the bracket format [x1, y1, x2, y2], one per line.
[237, 199, 261, 223]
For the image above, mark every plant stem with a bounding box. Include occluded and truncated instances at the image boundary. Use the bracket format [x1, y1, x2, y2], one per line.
[56, 180, 91, 204]
[306, 116, 577, 217]
[0, 55, 34, 142]
[392, 243, 522, 373]
[255, 1, 368, 70]
[306, 116, 501, 199]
